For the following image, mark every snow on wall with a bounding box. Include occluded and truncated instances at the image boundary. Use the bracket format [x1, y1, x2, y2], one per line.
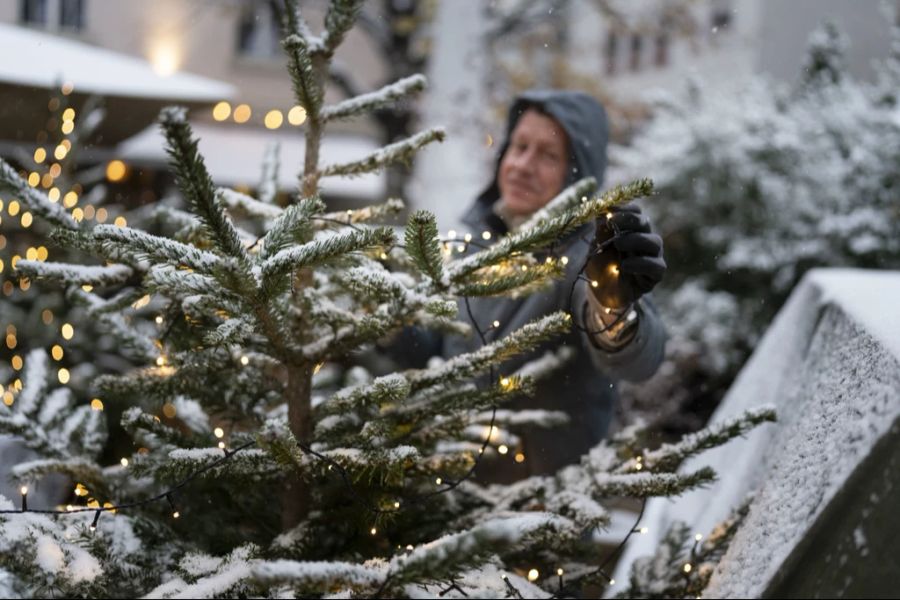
[610, 268, 900, 597]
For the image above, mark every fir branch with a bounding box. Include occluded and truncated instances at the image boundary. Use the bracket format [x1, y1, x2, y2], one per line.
[394, 378, 534, 423]
[14, 260, 133, 287]
[204, 318, 255, 346]
[11, 349, 49, 417]
[130, 448, 281, 482]
[406, 312, 571, 392]
[518, 177, 599, 231]
[449, 178, 654, 282]
[336, 265, 455, 319]
[261, 226, 396, 285]
[387, 514, 572, 587]
[319, 128, 446, 178]
[159, 107, 248, 262]
[145, 264, 225, 298]
[318, 197, 405, 227]
[281, 0, 319, 49]
[300, 313, 392, 361]
[257, 418, 306, 470]
[218, 188, 284, 220]
[545, 490, 610, 531]
[0, 158, 78, 230]
[252, 560, 383, 590]
[9, 458, 104, 489]
[282, 33, 324, 116]
[591, 468, 717, 498]
[321, 74, 427, 122]
[322, 0, 365, 55]
[452, 260, 563, 297]
[404, 210, 445, 285]
[316, 373, 410, 417]
[637, 406, 777, 474]
[121, 407, 192, 447]
[51, 227, 144, 267]
[67, 288, 159, 362]
[91, 224, 223, 273]
[260, 196, 326, 260]
[258, 142, 280, 206]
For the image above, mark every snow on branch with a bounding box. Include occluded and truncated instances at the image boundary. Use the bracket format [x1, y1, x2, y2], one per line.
[317, 373, 410, 417]
[160, 107, 248, 262]
[91, 224, 223, 273]
[217, 188, 283, 220]
[519, 177, 599, 231]
[318, 197, 405, 228]
[405, 210, 445, 286]
[282, 34, 323, 116]
[11, 458, 104, 489]
[131, 448, 281, 482]
[14, 260, 133, 287]
[252, 559, 384, 590]
[591, 468, 717, 498]
[321, 74, 427, 122]
[406, 312, 572, 392]
[67, 288, 159, 362]
[452, 260, 563, 298]
[387, 513, 573, 586]
[9, 349, 48, 417]
[260, 197, 325, 260]
[449, 178, 654, 282]
[261, 226, 396, 285]
[144, 545, 258, 599]
[322, 0, 365, 55]
[145, 265, 225, 298]
[282, 0, 320, 49]
[636, 405, 777, 473]
[0, 159, 78, 230]
[319, 128, 446, 178]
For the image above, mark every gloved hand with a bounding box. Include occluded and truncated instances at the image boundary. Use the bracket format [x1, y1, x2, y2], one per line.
[585, 204, 666, 309]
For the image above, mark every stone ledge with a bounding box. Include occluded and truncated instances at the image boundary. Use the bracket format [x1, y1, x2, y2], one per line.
[611, 269, 900, 598]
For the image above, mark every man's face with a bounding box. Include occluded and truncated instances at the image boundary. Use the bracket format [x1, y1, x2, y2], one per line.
[498, 108, 570, 218]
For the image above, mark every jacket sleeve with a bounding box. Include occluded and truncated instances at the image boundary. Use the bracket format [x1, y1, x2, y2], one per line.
[574, 280, 666, 382]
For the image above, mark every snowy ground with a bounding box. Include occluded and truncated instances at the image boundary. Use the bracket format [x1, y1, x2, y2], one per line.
[610, 268, 900, 598]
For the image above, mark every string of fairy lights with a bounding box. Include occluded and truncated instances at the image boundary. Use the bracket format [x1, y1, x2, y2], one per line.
[1, 163, 687, 593]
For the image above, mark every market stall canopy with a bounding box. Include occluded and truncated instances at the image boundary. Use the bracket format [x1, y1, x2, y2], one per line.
[0, 23, 234, 146]
[118, 123, 386, 202]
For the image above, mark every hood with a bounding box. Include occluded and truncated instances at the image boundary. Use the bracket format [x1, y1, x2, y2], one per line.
[462, 89, 609, 232]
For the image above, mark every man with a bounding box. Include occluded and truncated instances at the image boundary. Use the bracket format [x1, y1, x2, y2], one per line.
[393, 90, 666, 482]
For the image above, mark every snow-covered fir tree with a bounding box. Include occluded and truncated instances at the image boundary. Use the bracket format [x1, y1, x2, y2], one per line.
[1, 1, 775, 597]
[610, 21, 900, 432]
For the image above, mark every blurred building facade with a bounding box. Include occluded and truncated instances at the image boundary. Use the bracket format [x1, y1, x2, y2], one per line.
[0, 0, 412, 203]
[488, 0, 898, 139]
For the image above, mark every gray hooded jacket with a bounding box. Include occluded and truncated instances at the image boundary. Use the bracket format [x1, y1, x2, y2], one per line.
[396, 91, 665, 482]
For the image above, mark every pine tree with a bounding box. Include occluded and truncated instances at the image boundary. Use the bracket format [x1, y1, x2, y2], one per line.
[1, 2, 775, 597]
[611, 21, 900, 433]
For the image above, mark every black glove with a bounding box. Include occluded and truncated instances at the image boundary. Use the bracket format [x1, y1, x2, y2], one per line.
[585, 204, 666, 309]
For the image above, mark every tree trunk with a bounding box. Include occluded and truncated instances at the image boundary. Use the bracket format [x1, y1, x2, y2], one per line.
[281, 360, 314, 530]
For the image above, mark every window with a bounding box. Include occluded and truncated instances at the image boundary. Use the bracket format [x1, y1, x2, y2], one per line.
[60, 0, 84, 30]
[237, 0, 282, 59]
[654, 30, 669, 67]
[20, 0, 48, 25]
[629, 33, 643, 71]
[711, 0, 732, 32]
[605, 30, 618, 75]
[19, 0, 85, 31]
